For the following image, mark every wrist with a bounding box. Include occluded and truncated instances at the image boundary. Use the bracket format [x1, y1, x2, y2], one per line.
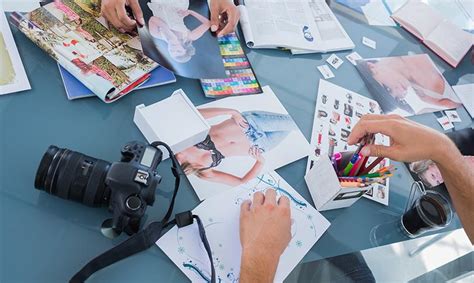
[431, 135, 460, 164]
[241, 247, 279, 283]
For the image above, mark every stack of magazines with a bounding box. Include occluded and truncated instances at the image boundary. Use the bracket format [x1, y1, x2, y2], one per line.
[10, 0, 175, 103]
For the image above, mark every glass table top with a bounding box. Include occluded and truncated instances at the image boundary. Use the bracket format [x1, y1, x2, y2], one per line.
[1, 2, 473, 282]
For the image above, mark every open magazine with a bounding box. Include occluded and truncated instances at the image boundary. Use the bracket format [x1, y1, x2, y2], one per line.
[10, 0, 158, 103]
[238, 0, 354, 53]
[391, 0, 473, 68]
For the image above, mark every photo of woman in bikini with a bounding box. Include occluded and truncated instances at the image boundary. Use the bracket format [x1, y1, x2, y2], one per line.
[174, 88, 310, 200]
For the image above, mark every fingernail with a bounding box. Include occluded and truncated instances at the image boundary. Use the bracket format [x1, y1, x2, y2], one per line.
[211, 25, 218, 32]
[361, 146, 370, 156]
[119, 28, 126, 33]
[138, 17, 145, 26]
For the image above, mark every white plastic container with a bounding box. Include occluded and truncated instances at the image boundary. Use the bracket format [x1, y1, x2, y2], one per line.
[134, 89, 210, 159]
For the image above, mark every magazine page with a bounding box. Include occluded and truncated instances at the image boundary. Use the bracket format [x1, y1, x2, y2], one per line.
[242, 0, 320, 50]
[355, 54, 462, 117]
[291, 0, 355, 54]
[138, 0, 226, 79]
[10, 0, 158, 102]
[391, 0, 444, 39]
[0, 7, 30, 95]
[425, 20, 474, 67]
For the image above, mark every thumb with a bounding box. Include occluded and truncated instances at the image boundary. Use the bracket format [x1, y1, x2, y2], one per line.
[361, 144, 396, 159]
[210, 4, 219, 32]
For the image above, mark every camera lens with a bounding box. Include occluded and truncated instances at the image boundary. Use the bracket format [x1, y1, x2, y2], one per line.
[35, 146, 111, 206]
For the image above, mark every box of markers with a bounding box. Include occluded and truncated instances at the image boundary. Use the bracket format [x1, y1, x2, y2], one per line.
[305, 148, 392, 211]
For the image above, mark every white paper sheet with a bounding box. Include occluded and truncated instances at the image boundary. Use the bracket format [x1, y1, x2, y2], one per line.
[177, 85, 311, 201]
[157, 171, 331, 283]
[453, 84, 474, 118]
[317, 64, 335, 79]
[307, 80, 390, 205]
[361, 0, 396, 26]
[1, 0, 41, 12]
[0, 6, 30, 95]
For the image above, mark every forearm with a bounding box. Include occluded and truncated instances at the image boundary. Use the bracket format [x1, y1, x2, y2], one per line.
[433, 139, 474, 244]
[240, 248, 279, 283]
[199, 107, 239, 119]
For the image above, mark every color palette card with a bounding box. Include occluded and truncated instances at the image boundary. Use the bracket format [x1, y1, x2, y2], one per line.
[201, 33, 262, 98]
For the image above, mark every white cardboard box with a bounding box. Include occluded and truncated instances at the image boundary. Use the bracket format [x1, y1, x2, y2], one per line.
[305, 155, 371, 211]
[134, 89, 210, 159]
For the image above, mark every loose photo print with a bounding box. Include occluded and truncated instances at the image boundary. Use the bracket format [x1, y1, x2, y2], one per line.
[138, 0, 226, 79]
[406, 128, 474, 189]
[0, 7, 30, 95]
[355, 54, 462, 117]
[175, 86, 310, 200]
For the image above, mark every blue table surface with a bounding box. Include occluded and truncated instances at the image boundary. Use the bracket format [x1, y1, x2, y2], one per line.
[1, 3, 473, 282]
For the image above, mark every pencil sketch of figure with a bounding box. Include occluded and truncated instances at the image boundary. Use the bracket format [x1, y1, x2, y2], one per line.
[147, 0, 210, 63]
[176, 108, 298, 187]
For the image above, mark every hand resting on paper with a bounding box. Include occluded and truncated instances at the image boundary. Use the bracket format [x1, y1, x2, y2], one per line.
[348, 114, 474, 244]
[101, 0, 240, 36]
[239, 189, 291, 283]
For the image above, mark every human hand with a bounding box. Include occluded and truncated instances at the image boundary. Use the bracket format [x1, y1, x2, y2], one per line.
[348, 114, 454, 163]
[210, 0, 240, 36]
[249, 146, 264, 162]
[232, 112, 249, 130]
[101, 0, 143, 33]
[239, 190, 291, 282]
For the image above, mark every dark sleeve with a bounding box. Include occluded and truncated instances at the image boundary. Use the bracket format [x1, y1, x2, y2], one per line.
[448, 128, 474, 156]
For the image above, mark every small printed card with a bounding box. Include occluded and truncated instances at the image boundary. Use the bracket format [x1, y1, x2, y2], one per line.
[362, 36, 377, 49]
[326, 54, 344, 69]
[437, 115, 454, 130]
[445, 110, 462, 123]
[317, 64, 335, 79]
[346, 51, 363, 65]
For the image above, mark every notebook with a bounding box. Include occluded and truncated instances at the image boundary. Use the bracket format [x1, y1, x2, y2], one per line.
[200, 33, 262, 98]
[9, 1, 158, 103]
[391, 0, 474, 68]
[58, 64, 176, 100]
[238, 0, 354, 53]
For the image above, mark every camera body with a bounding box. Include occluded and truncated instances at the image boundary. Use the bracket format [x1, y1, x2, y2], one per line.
[105, 141, 163, 234]
[35, 141, 163, 235]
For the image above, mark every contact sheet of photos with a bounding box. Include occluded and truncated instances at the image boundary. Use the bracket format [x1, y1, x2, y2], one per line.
[308, 79, 390, 205]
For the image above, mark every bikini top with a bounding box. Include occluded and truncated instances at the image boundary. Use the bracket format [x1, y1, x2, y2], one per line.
[195, 135, 225, 170]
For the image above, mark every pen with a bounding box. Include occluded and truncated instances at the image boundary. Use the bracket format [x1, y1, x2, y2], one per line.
[348, 154, 362, 176]
[343, 154, 360, 176]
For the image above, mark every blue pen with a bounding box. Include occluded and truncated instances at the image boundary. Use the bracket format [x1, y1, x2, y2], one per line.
[343, 154, 360, 176]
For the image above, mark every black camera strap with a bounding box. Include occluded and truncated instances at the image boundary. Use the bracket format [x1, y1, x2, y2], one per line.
[70, 142, 215, 283]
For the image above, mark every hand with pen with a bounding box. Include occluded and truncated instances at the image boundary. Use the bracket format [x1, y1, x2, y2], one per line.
[347, 114, 453, 163]
[349, 114, 474, 244]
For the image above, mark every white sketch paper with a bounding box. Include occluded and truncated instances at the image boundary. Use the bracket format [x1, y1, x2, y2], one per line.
[0, 7, 30, 95]
[157, 171, 331, 282]
[176, 86, 310, 200]
[307, 79, 390, 205]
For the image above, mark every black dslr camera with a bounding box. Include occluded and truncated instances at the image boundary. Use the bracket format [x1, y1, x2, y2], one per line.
[35, 141, 164, 236]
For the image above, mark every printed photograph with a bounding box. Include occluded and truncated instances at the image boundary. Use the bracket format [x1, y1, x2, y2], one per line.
[175, 86, 310, 200]
[407, 128, 474, 189]
[0, 8, 30, 95]
[139, 0, 226, 79]
[356, 54, 462, 116]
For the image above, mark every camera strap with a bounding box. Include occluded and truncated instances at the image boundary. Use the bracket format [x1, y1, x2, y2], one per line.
[70, 142, 215, 283]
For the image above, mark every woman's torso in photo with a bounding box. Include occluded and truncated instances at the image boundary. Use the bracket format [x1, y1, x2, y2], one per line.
[150, 0, 189, 34]
[208, 119, 252, 157]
